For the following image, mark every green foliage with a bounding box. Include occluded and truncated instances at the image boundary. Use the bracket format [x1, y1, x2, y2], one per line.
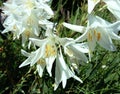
[0, 0, 120, 94]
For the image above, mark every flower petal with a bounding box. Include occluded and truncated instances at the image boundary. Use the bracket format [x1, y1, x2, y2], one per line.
[63, 22, 85, 33]
[19, 57, 31, 68]
[37, 61, 46, 77]
[54, 49, 82, 90]
[29, 38, 48, 47]
[88, 14, 110, 28]
[105, 21, 120, 40]
[104, 0, 120, 20]
[96, 28, 116, 51]
[70, 45, 88, 62]
[45, 56, 56, 76]
[21, 49, 30, 57]
[88, 0, 100, 14]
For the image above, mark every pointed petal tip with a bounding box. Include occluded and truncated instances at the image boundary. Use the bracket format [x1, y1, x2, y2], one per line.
[78, 78, 83, 83]
[19, 64, 23, 68]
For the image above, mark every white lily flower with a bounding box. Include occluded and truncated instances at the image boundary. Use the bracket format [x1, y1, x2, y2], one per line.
[54, 49, 83, 90]
[103, 0, 120, 20]
[3, 0, 54, 47]
[63, 15, 120, 53]
[2, 16, 24, 39]
[19, 27, 86, 89]
[19, 34, 57, 76]
[88, 0, 100, 14]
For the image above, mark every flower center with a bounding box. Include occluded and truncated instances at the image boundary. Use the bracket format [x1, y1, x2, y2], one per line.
[45, 44, 57, 57]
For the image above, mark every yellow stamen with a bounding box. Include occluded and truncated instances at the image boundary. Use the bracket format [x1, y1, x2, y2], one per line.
[94, 30, 96, 36]
[88, 32, 92, 41]
[97, 32, 101, 41]
[45, 44, 56, 57]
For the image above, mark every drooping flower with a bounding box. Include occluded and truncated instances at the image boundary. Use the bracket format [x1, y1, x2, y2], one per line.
[19, 27, 89, 89]
[54, 49, 83, 90]
[2, 0, 54, 47]
[63, 14, 120, 53]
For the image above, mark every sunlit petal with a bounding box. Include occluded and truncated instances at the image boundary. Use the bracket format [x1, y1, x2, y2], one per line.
[63, 22, 85, 33]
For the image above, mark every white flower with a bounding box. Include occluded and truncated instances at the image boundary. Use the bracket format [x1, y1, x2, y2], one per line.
[63, 15, 120, 52]
[88, 0, 100, 14]
[103, 0, 120, 20]
[54, 49, 83, 90]
[19, 29, 87, 89]
[2, 0, 54, 47]
[19, 36, 57, 76]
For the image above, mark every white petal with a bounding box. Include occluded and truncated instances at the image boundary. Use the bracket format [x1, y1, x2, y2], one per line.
[63, 22, 85, 33]
[61, 72, 67, 88]
[104, 0, 120, 20]
[88, 0, 100, 14]
[21, 49, 30, 57]
[37, 62, 46, 77]
[54, 49, 82, 90]
[75, 28, 88, 42]
[72, 43, 89, 53]
[109, 31, 120, 40]
[88, 14, 110, 28]
[30, 47, 45, 66]
[59, 37, 74, 47]
[70, 45, 88, 62]
[97, 28, 116, 51]
[87, 32, 96, 51]
[105, 21, 120, 40]
[45, 56, 56, 76]
[19, 57, 31, 68]
[40, 3, 54, 16]
[29, 38, 48, 47]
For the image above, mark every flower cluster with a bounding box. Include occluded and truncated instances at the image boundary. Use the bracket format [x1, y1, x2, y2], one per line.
[2, 0, 120, 90]
[63, 0, 120, 56]
[2, 0, 54, 47]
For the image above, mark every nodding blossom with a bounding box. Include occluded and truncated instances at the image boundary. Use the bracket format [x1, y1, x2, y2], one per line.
[63, 14, 120, 56]
[2, 0, 54, 46]
[19, 27, 90, 90]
